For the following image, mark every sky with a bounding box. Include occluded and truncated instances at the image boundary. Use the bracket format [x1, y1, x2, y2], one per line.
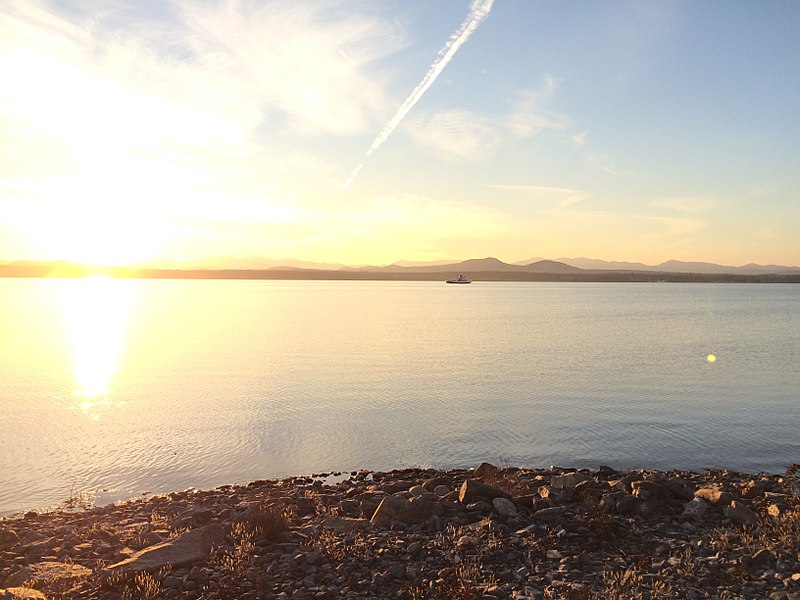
[1, 0, 799, 267]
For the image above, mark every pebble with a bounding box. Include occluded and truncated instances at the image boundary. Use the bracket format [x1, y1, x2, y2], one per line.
[0, 464, 797, 599]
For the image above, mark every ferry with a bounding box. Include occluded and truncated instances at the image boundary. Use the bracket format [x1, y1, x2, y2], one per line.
[446, 274, 471, 284]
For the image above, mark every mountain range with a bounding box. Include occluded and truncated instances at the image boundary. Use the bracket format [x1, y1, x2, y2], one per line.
[128, 255, 798, 275]
[2, 256, 799, 280]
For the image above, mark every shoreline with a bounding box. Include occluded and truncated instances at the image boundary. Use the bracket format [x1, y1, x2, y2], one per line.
[1, 464, 799, 599]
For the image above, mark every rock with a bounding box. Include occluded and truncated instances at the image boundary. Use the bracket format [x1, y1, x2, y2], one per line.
[106, 523, 227, 572]
[473, 462, 501, 479]
[492, 497, 519, 518]
[433, 485, 451, 497]
[0, 529, 19, 547]
[532, 507, 566, 522]
[458, 479, 511, 504]
[321, 516, 371, 534]
[630, 480, 672, 503]
[749, 548, 777, 570]
[695, 487, 734, 506]
[682, 497, 708, 521]
[466, 501, 492, 513]
[408, 485, 425, 497]
[767, 503, 790, 518]
[4, 562, 91, 588]
[407, 541, 423, 557]
[549, 472, 588, 490]
[456, 535, 478, 550]
[0, 588, 47, 600]
[724, 500, 758, 525]
[370, 496, 442, 525]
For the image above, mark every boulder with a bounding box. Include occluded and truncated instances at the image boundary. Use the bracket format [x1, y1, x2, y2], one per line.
[550, 472, 589, 490]
[724, 501, 758, 525]
[630, 481, 672, 503]
[492, 497, 518, 518]
[695, 487, 734, 506]
[370, 496, 442, 525]
[532, 507, 566, 522]
[458, 479, 511, 504]
[106, 523, 227, 572]
[0, 529, 19, 548]
[682, 497, 708, 521]
[473, 462, 500, 479]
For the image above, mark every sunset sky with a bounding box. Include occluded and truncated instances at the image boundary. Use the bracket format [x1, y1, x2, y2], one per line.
[1, 0, 799, 267]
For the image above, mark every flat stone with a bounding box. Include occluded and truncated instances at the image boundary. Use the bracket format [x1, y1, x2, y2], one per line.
[4, 562, 91, 588]
[106, 523, 227, 572]
[0, 588, 47, 600]
[322, 516, 371, 534]
[370, 496, 442, 525]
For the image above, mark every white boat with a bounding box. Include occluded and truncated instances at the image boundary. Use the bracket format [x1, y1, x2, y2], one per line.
[446, 274, 471, 284]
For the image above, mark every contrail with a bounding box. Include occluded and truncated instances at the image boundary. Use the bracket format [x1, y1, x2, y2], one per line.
[343, 0, 494, 189]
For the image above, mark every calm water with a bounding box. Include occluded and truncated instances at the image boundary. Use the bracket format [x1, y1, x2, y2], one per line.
[0, 278, 798, 515]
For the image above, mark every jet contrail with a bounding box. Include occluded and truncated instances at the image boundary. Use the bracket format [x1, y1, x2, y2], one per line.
[343, 0, 494, 189]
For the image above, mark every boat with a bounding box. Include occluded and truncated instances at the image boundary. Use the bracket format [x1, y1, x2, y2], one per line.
[446, 274, 471, 284]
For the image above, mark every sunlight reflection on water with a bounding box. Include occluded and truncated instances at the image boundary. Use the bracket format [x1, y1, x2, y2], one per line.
[57, 276, 135, 419]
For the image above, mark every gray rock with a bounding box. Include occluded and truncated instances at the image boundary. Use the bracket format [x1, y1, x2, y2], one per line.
[322, 516, 371, 534]
[532, 507, 566, 522]
[549, 472, 588, 490]
[724, 500, 758, 525]
[682, 497, 708, 521]
[433, 485, 451, 497]
[492, 497, 519, 518]
[106, 523, 227, 572]
[370, 496, 442, 525]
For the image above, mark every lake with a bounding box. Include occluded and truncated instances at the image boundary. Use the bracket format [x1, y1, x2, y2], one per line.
[1, 278, 798, 515]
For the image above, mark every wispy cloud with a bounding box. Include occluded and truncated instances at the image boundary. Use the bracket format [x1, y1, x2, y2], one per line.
[505, 75, 569, 138]
[486, 184, 591, 208]
[405, 73, 570, 163]
[344, 0, 494, 188]
[636, 215, 707, 235]
[649, 196, 717, 213]
[404, 109, 502, 162]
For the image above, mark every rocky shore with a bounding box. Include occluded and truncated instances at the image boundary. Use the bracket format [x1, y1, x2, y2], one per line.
[2, 463, 799, 599]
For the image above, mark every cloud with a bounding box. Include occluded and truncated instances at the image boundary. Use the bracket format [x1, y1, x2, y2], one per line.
[505, 75, 569, 138]
[485, 184, 591, 208]
[178, 0, 403, 135]
[636, 215, 707, 235]
[649, 196, 717, 213]
[402, 73, 572, 164]
[404, 109, 502, 162]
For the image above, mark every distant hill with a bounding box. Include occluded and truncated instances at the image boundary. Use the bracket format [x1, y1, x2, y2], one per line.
[2, 255, 799, 282]
[355, 257, 581, 274]
[514, 256, 800, 275]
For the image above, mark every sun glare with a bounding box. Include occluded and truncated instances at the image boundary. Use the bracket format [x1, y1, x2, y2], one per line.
[58, 276, 136, 418]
